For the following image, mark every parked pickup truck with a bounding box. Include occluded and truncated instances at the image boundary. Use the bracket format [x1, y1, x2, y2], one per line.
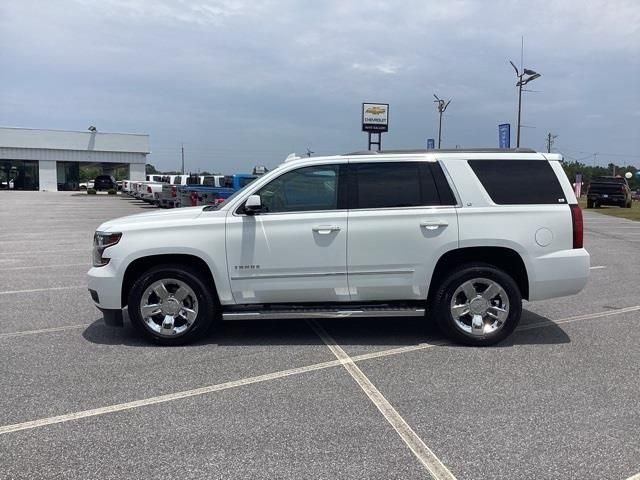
[156, 175, 190, 208]
[177, 174, 256, 208]
[175, 175, 224, 208]
[140, 179, 168, 203]
[88, 149, 589, 347]
[586, 176, 632, 208]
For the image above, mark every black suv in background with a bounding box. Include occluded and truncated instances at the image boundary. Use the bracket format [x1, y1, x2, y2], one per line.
[586, 176, 632, 208]
[94, 175, 117, 191]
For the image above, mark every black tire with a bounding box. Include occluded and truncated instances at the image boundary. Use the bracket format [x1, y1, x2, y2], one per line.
[431, 262, 522, 346]
[127, 264, 217, 345]
[586, 200, 593, 208]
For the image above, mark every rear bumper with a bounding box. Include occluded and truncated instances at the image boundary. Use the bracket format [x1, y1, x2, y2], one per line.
[587, 194, 625, 203]
[528, 248, 590, 301]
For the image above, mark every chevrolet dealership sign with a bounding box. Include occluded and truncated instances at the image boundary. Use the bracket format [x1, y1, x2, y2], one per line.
[362, 103, 389, 132]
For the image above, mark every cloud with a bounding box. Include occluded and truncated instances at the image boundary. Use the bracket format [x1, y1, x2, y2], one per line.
[0, 0, 638, 170]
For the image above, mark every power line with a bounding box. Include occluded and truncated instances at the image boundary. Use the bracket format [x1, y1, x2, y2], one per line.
[555, 146, 640, 159]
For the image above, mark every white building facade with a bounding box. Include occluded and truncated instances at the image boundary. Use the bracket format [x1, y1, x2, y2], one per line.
[0, 127, 149, 191]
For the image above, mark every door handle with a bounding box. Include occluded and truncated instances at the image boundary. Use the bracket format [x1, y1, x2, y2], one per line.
[313, 225, 341, 234]
[420, 220, 448, 230]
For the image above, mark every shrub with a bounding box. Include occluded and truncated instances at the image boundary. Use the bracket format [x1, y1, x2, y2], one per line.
[87, 188, 97, 195]
[108, 189, 117, 195]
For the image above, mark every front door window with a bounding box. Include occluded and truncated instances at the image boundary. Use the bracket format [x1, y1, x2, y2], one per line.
[255, 165, 339, 213]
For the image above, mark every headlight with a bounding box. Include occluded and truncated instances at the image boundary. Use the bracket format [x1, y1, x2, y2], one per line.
[92, 231, 122, 267]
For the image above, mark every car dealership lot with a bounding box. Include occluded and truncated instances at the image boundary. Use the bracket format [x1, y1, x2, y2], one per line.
[0, 192, 638, 480]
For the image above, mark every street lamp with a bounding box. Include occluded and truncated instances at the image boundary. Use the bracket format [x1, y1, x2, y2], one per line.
[433, 94, 452, 149]
[510, 61, 541, 148]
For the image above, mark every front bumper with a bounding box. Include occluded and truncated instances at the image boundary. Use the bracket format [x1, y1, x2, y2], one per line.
[98, 306, 124, 326]
[87, 262, 123, 310]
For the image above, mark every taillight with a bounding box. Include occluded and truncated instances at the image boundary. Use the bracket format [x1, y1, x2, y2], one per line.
[171, 186, 176, 197]
[569, 204, 583, 249]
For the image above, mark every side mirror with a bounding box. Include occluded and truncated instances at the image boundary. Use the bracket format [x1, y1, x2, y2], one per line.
[244, 194, 262, 215]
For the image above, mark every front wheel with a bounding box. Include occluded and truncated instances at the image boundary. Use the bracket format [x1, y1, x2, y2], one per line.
[431, 263, 522, 346]
[128, 264, 217, 345]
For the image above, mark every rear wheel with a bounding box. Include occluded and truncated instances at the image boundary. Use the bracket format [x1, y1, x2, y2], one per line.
[128, 264, 217, 345]
[586, 200, 593, 208]
[432, 263, 522, 346]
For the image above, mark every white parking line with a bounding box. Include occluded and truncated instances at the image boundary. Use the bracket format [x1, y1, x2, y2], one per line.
[309, 319, 456, 480]
[517, 305, 640, 332]
[0, 324, 91, 339]
[2, 263, 88, 271]
[0, 359, 343, 435]
[587, 225, 640, 228]
[590, 266, 606, 270]
[0, 249, 90, 256]
[626, 472, 640, 480]
[0, 305, 637, 439]
[0, 286, 85, 296]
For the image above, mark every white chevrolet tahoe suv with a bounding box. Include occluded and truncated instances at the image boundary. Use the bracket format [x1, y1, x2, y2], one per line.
[88, 149, 589, 346]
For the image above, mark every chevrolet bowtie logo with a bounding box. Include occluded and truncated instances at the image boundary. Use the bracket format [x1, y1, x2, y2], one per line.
[365, 106, 386, 115]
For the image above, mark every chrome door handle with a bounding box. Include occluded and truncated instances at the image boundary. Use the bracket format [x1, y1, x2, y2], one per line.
[420, 220, 448, 230]
[312, 225, 341, 234]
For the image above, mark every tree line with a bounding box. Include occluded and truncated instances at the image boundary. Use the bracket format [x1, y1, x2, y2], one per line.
[561, 161, 638, 190]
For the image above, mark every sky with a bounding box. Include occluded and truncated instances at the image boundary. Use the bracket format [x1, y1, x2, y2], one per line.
[1, 0, 639, 173]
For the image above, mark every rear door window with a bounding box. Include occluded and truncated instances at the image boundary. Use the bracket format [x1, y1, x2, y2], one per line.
[468, 160, 566, 204]
[349, 162, 451, 209]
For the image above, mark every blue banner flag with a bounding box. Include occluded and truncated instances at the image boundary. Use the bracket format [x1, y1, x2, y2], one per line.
[499, 124, 510, 148]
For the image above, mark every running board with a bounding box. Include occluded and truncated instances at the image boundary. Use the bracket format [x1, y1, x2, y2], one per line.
[222, 306, 425, 321]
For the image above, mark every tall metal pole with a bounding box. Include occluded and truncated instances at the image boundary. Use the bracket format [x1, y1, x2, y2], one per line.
[516, 79, 523, 148]
[181, 144, 185, 175]
[433, 95, 451, 149]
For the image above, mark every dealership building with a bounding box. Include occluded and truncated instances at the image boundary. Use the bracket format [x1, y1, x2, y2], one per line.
[0, 127, 149, 191]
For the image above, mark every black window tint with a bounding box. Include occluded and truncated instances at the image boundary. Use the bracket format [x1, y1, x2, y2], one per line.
[429, 163, 457, 205]
[352, 162, 440, 209]
[257, 165, 339, 213]
[469, 160, 566, 205]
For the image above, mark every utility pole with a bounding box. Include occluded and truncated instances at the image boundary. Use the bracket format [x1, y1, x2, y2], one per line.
[433, 94, 452, 149]
[546, 133, 558, 153]
[181, 144, 185, 175]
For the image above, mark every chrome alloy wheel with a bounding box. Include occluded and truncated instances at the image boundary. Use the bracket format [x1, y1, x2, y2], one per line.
[139, 278, 199, 337]
[449, 277, 509, 336]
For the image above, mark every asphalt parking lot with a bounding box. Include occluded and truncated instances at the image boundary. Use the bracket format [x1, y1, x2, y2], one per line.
[0, 191, 638, 480]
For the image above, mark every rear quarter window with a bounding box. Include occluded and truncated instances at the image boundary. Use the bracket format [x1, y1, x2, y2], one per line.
[468, 159, 566, 205]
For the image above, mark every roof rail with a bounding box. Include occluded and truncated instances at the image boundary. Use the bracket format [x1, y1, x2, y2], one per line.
[343, 148, 537, 155]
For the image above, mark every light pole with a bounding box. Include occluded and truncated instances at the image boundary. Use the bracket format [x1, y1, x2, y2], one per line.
[433, 94, 451, 149]
[509, 61, 541, 148]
